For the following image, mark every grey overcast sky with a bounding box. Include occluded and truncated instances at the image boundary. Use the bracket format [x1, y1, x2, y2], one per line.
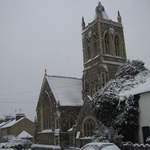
[0, 0, 150, 120]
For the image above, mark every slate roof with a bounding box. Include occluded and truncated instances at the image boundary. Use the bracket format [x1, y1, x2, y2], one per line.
[46, 75, 83, 106]
[0, 117, 24, 129]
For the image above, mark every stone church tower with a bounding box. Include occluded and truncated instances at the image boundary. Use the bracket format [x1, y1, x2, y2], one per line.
[82, 2, 127, 99]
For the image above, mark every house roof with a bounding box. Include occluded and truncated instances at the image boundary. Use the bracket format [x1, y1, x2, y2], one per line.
[0, 122, 7, 128]
[46, 75, 83, 106]
[119, 71, 150, 96]
[0, 117, 24, 129]
[17, 130, 32, 138]
[126, 76, 150, 95]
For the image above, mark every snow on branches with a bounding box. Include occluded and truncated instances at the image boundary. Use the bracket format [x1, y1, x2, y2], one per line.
[92, 60, 149, 142]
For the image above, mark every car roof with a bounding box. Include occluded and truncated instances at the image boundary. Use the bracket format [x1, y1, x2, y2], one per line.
[81, 143, 120, 150]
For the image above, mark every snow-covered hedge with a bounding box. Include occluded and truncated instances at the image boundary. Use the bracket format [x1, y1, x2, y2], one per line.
[92, 60, 150, 142]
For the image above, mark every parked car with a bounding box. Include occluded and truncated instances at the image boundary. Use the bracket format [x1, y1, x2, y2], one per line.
[81, 142, 120, 150]
[3, 138, 32, 149]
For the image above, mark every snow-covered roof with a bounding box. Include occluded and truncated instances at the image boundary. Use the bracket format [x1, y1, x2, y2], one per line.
[32, 144, 61, 149]
[125, 76, 150, 95]
[39, 129, 53, 134]
[119, 71, 150, 96]
[0, 117, 24, 129]
[46, 75, 83, 106]
[17, 130, 32, 138]
[81, 143, 120, 150]
[0, 122, 7, 127]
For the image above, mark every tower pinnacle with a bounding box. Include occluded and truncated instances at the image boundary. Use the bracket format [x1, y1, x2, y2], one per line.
[44, 68, 47, 76]
[117, 10, 122, 23]
[82, 16, 85, 30]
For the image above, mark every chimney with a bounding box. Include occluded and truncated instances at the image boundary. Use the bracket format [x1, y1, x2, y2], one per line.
[16, 113, 25, 120]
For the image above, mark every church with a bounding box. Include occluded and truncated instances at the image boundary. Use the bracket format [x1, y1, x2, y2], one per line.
[35, 2, 127, 148]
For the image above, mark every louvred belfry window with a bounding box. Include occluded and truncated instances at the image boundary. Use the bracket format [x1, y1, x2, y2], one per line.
[104, 33, 110, 54]
[114, 35, 120, 56]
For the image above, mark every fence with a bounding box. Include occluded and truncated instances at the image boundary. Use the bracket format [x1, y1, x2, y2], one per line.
[122, 143, 150, 150]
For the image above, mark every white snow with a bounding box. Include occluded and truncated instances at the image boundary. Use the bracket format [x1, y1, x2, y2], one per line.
[80, 136, 92, 140]
[103, 60, 123, 66]
[125, 76, 150, 95]
[68, 128, 73, 132]
[76, 131, 80, 139]
[119, 71, 150, 96]
[0, 122, 7, 127]
[31, 144, 61, 149]
[0, 143, 7, 148]
[39, 129, 53, 134]
[46, 76, 83, 106]
[85, 55, 100, 64]
[0, 148, 13, 150]
[81, 143, 120, 150]
[54, 129, 60, 136]
[0, 117, 24, 129]
[17, 130, 32, 138]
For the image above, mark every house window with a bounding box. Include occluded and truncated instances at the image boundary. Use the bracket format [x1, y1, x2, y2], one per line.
[43, 100, 50, 129]
[83, 118, 95, 136]
[55, 136, 59, 145]
[114, 35, 120, 56]
[104, 33, 110, 54]
[142, 126, 150, 144]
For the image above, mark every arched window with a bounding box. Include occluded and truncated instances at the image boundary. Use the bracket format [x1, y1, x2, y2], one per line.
[87, 46, 91, 59]
[114, 35, 120, 56]
[41, 91, 51, 130]
[83, 118, 95, 136]
[42, 97, 50, 129]
[104, 33, 110, 54]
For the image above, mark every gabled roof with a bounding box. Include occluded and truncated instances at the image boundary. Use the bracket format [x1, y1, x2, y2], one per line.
[0, 117, 24, 129]
[17, 130, 32, 138]
[46, 75, 83, 106]
[0, 122, 7, 128]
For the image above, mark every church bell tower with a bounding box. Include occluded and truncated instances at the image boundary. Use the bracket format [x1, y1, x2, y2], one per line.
[82, 2, 127, 99]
